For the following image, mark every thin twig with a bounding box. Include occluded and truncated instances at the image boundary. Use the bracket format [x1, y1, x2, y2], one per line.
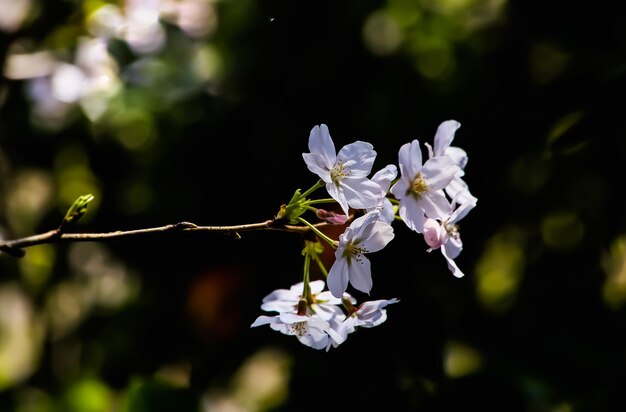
[0, 219, 331, 258]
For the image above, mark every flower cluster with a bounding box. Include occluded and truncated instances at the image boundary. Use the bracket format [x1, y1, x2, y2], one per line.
[252, 121, 476, 350]
[251, 280, 398, 351]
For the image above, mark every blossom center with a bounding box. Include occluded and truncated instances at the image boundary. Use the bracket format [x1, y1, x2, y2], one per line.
[343, 242, 367, 262]
[444, 222, 460, 239]
[330, 162, 349, 185]
[289, 321, 309, 337]
[408, 173, 429, 199]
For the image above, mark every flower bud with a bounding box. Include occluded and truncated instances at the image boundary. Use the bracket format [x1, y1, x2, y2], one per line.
[316, 209, 348, 225]
[61, 194, 95, 229]
[423, 218, 446, 250]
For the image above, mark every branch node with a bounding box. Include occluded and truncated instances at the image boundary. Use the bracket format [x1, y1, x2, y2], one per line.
[175, 222, 198, 230]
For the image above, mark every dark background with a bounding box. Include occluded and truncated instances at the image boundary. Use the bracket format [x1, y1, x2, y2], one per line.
[2, 0, 626, 410]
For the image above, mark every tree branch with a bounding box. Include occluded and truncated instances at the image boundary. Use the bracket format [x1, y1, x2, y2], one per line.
[0, 219, 330, 258]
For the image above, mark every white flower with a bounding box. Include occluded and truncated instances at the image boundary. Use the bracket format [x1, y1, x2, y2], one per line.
[260, 280, 345, 322]
[325, 297, 399, 351]
[425, 120, 474, 204]
[327, 211, 395, 298]
[347, 298, 399, 328]
[251, 312, 339, 350]
[366, 164, 398, 224]
[390, 139, 459, 233]
[302, 124, 384, 216]
[423, 195, 477, 278]
[252, 280, 351, 349]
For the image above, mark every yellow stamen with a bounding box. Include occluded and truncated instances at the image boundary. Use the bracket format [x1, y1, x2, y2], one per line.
[289, 321, 308, 337]
[408, 173, 429, 199]
[330, 162, 348, 184]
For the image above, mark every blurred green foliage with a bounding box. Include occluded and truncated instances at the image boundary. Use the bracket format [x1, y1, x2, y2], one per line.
[1, 0, 626, 411]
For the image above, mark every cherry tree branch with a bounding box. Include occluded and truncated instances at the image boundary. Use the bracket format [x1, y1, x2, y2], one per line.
[0, 219, 324, 258]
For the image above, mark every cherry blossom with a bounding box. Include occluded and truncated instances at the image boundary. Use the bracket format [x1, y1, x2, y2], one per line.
[423, 195, 477, 278]
[327, 211, 395, 298]
[260, 280, 346, 321]
[251, 311, 340, 350]
[326, 298, 399, 350]
[390, 139, 459, 233]
[252, 280, 351, 349]
[425, 120, 474, 204]
[302, 124, 384, 216]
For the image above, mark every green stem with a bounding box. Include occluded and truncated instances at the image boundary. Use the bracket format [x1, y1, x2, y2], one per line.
[303, 205, 319, 213]
[300, 179, 325, 199]
[312, 254, 329, 278]
[304, 198, 337, 206]
[296, 217, 337, 248]
[302, 253, 312, 303]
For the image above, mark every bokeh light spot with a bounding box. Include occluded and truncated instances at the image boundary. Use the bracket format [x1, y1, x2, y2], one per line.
[475, 227, 527, 313]
[0, 284, 44, 390]
[362, 11, 403, 56]
[19, 244, 56, 292]
[443, 341, 483, 378]
[65, 379, 113, 412]
[601, 235, 626, 310]
[540, 211, 584, 252]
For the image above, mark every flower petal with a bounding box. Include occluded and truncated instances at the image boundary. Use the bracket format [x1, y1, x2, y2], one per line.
[399, 197, 427, 233]
[355, 298, 399, 327]
[299, 330, 331, 350]
[444, 237, 463, 259]
[303, 153, 332, 183]
[328, 257, 350, 298]
[325, 182, 349, 216]
[341, 177, 384, 210]
[369, 198, 396, 224]
[371, 164, 398, 192]
[433, 120, 461, 156]
[446, 177, 471, 203]
[446, 146, 468, 169]
[398, 140, 422, 180]
[279, 313, 309, 323]
[311, 300, 344, 321]
[360, 221, 394, 253]
[441, 244, 464, 278]
[348, 210, 380, 240]
[422, 156, 458, 190]
[348, 255, 373, 294]
[251, 315, 278, 327]
[262, 288, 298, 304]
[308, 124, 336, 167]
[337, 141, 376, 177]
[357, 298, 399, 319]
[421, 191, 453, 220]
[309, 279, 326, 294]
[390, 178, 409, 200]
[450, 195, 477, 223]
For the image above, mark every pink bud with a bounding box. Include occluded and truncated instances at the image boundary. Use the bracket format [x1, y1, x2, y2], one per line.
[316, 209, 349, 225]
[423, 219, 446, 249]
